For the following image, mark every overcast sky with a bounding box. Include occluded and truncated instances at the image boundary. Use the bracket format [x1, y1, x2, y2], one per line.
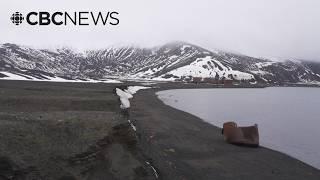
[1, 0, 320, 60]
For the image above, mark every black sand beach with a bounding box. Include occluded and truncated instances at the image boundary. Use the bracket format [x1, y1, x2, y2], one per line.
[0, 80, 319, 180]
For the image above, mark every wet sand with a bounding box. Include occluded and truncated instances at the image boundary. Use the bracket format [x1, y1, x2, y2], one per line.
[0, 80, 319, 179]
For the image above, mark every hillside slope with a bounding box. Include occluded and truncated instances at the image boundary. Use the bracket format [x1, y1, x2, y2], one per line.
[0, 42, 320, 84]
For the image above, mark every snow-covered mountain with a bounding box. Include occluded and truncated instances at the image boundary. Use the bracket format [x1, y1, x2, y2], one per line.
[1, 42, 320, 85]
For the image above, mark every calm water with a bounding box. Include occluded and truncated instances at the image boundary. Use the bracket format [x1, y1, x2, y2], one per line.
[157, 87, 320, 169]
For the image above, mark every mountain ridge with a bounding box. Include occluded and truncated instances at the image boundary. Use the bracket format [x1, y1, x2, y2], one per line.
[1, 42, 320, 85]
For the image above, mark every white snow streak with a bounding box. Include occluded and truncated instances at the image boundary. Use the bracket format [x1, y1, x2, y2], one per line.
[116, 88, 132, 109]
[126, 86, 151, 95]
[116, 86, 151, 109]
[145, 161, 159, 179]
[128, 120, 137, 131]
[0, 71, 122, 83]
[116, 86, 151, 132]
[0, 71, 31, 80]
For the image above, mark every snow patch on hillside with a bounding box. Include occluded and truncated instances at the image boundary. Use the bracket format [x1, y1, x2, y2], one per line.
[181, 45, 191, 53]
[250, 70, 274, 76]
[0, 71, 122, 83]
[0, 72, 31, 80]
[163, 56, 254, 80]
[255, 62, 275, 68]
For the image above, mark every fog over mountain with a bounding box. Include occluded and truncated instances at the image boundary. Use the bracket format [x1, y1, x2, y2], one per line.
[1, 0, 320, 61]
[1, 42, 320, 85]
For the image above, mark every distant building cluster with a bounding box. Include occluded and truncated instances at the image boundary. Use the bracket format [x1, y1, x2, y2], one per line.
[177, 76, 254, 86]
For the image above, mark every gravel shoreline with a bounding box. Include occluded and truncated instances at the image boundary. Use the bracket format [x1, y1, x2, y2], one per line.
[131, 87, 320, 179]
[0, 80, 319, 180]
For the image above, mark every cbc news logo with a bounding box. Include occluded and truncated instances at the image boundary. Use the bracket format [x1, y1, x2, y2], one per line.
[11, 12, 24, 25]
[10, 11, 119, 26]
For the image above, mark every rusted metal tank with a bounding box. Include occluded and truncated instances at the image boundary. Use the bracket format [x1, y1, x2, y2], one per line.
[222, 121, 259, 147]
